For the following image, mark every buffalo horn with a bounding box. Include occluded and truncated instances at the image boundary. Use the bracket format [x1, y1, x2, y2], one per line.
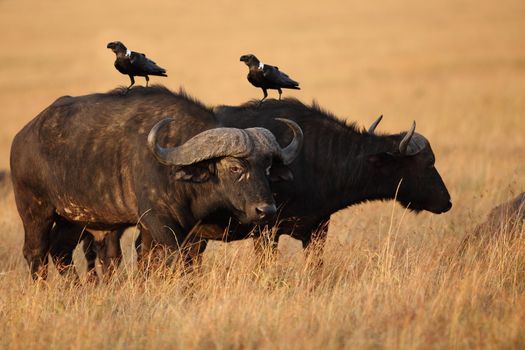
[274, 118, 303, 165]
[398, 121, 416, 155]
[148, 118, 254, 166]
[367, 115, 383, 135]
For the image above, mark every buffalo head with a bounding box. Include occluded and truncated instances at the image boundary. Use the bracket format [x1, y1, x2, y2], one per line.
[367, 116, 452, 214]
[148, 118, 303, 223]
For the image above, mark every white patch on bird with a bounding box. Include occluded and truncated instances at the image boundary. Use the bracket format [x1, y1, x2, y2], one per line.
[258, 62, 264, 70]
[266, 166, 271, 176]
[125, 49, 131, 57]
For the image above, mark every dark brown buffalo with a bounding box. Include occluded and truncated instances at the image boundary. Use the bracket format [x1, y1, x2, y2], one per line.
[10, 86, 303, 280]
[171, 99, 453, 264]
[52, 96, 453, 272]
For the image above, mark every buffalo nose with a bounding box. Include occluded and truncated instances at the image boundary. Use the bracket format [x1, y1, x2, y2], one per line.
[255, 204, 277, 220]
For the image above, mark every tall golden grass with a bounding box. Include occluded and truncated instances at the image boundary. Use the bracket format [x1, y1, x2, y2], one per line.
[0, 191, 524, 349]
[1, 0, 524, 348]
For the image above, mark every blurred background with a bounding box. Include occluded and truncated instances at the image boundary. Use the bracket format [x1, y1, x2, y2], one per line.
[0, 0, 524, 238]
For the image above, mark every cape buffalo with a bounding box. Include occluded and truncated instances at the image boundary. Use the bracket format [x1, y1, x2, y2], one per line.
[51, 96, 453, 272]
[10, 87, 303, 279]
[169, 98, 453, 264]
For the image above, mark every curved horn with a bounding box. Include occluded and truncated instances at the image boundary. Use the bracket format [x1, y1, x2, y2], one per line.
[148, 118, 254, 166]
[275, 118, 304, 165]
[367, 115, 383, 135]
[399, 121, 416, 155]
[147, 118, 174, 165]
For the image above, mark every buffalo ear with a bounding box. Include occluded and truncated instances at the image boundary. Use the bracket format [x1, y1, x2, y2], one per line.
[269, 164, 294, 182]
[174, 163, 215, 183]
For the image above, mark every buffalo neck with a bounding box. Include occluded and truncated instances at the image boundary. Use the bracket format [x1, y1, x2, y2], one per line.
[167, 178, 226, 229]
[300, 119, 401, 214]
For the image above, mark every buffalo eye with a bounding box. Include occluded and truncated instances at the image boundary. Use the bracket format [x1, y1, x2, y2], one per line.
[229, 165, 243, 174]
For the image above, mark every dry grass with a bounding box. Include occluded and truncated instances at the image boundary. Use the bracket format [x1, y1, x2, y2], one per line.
[1, 0, 525, 349]
[1, 199, 524, 349]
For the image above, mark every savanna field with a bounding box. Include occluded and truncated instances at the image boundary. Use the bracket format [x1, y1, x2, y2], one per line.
[1, 0, 525, 349]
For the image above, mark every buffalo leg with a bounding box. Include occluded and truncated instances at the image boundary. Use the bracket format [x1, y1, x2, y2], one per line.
[135, 230, 154, 273]
[48, 219, 103, 282]
[87, 229, 124, 280]
[138, 214, 184, 272]
[278, 88, 282, 100]
[145, 76, 150, 87]
[253, 228, 279, 265]
[100, 229, 125, 277]
[135, 229, 179, 276]
[182, 236, 208, 273]
[81, 229, 125, 282]
[134, 231, 143, 263]
[137, 229, 173, 275]
[301, 218, 330, 269]
[82, 234, 98, 282]
[14, 194, 54, 280]
[137, 230, 207, 274]
[138, 210, 205, 274]
[49, 218, 83, 280]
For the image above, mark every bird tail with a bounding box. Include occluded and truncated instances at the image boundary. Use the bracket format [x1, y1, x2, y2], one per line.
[282, 75, 300, 89]
[150, 69, 167, 77]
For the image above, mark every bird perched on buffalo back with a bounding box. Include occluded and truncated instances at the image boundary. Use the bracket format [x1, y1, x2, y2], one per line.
[240, 54, 300, 104]
[107, 41, 167, 90]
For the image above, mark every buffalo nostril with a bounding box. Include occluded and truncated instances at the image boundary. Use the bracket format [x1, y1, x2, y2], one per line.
[255, 204, 277, 219]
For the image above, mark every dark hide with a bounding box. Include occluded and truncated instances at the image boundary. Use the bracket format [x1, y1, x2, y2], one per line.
[52, 95, 453, 271]
[183, 98, 452, 262]
[10, 86, 288, 279]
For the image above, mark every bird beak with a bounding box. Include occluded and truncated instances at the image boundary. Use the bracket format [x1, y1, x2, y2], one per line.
[239, 55, 247, 62]
[106, 43, 114, 49]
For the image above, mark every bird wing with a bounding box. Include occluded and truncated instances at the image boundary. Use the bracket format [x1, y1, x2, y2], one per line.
[262, 64, 299, 87]
[130, 51, 167, 75]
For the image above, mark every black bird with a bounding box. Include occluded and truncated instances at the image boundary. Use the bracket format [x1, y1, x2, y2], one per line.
[107, 41, 167, 89]
[240, 54, 300, 103]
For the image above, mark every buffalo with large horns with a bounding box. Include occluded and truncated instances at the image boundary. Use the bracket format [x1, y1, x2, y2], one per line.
[167, 99, 453, 265]
[10, 86, 303, 279]
[49, 96, 453, 274]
